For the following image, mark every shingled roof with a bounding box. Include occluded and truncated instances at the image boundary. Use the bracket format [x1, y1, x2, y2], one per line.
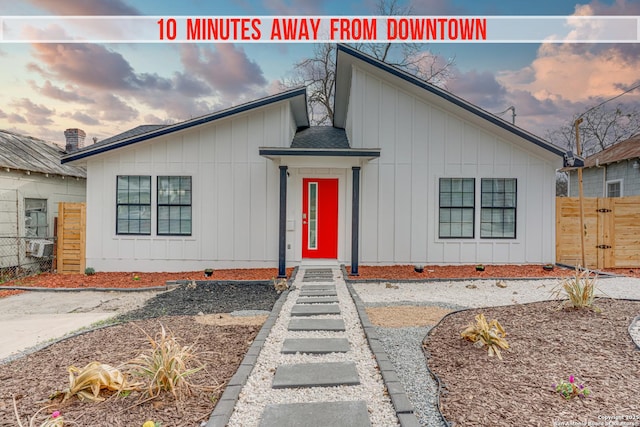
[0, 130, 86, 178]
[290, 126, 350, 149]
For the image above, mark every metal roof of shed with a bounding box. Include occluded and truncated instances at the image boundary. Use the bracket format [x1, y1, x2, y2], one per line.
[0, 129, 86, 178]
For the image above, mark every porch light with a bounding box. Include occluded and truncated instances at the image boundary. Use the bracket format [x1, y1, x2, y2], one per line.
[633, 159, 640, 169]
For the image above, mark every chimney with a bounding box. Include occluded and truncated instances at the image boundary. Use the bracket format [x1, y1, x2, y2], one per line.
[64, 128, 86, 152]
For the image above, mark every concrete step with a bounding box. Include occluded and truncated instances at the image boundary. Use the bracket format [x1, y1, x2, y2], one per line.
[290, 304, 340, 316]
[301, 284, 336, 290]
[259, 401, 371, 427]
[272, 361, 360, 388]
[287, 319, 346, 332]
[299, 289, 338, 297]
[281, 338, 350, 354]
[296, 296, 339, 304]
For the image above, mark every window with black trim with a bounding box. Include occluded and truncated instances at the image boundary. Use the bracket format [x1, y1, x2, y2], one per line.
[116, 176, 151, 235]
[480, 178, 516, 238]
[157, 176, 192, 236]
[439, 178, 475, 238]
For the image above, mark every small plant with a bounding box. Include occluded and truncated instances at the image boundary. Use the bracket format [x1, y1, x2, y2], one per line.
[273, 277, 289, 294]
[84, 267, 96, 276]
[13, 397, 64, 427]
[64, 361, 137, 402]
[133, 274, 140, 281]
[204, 268, 214, 277]
[460, 313, 510, 360]
[475, 264, 485, 272]
[553, 375, 591, 399]
[414, 264, 424, 273]
[543, 264, 554, 271]
[127, 324, 204, 399]
[551, 268, 601, 311]
[142, 421, 161, 427]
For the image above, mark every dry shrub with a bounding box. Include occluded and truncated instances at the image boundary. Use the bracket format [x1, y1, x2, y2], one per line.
[552, 268, 601, 311]
[64, 361, 136, 402]
[460, 313, 510, 360]
[127, 324, 204, 399]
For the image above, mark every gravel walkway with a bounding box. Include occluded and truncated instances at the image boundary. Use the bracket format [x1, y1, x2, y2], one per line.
[353, 276, 640, 426]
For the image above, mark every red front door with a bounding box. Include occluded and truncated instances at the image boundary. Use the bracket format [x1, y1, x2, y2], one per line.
[302, 178, 338, 258]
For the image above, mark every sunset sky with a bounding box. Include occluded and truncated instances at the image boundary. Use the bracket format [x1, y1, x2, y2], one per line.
[0, 0, 639, 147]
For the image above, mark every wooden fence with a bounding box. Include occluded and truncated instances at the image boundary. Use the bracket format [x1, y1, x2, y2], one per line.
[57, 202, 86, 274]
[556, 196, 640, 269]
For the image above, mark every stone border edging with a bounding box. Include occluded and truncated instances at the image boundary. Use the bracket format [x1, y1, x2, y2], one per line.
[340, 264, 624, 284]
[628, 315, 640, 351]
[421, 297, 640, 426]
[205, 268, 298, 427]
[344, 281, 421, 427]
[0, 285, 177, 292]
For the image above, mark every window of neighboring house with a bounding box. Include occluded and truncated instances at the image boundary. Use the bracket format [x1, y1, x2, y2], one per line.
[116, 176, 151, 235]
[439, 178, 475, 238]
[480, 178, 517, 238]
[157, 176, 192, 236]
[25, 198, 48, 237]
[606, 180, 622, 198]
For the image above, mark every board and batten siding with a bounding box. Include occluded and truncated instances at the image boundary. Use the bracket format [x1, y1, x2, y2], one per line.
[347, 66, 558, 264]
[85, 102, 296, 272]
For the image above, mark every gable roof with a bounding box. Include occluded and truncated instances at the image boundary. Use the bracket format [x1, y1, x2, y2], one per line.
[97, 124, 167, 146]
[0, 129, 86, 178]
[580, 134, 640, 168]
[62, 87, 309, 164]
[333, 44, 565, 158]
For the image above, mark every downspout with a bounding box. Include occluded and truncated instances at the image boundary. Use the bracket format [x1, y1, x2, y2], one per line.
[594, 158, 606, 197]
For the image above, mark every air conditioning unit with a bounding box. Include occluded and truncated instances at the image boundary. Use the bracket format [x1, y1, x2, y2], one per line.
[28, 239, 54, 258]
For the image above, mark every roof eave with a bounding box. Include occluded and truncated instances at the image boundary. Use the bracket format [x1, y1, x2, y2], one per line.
[62, 87, 309, 164]
[334, 44, 565, 158]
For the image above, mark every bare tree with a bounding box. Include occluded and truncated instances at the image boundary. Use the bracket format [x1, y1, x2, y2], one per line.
[284, 0, 455, 125]
[546, 103, 640, 156]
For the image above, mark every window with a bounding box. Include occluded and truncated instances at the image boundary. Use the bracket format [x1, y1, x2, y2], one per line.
[606, 180, 622, 198]
[157, 176, 192, 236]
[439, 178, 475, 238]
[481, 178, 517, 238]
[25, 198, 47, 237]
[116, 176, 151, 235]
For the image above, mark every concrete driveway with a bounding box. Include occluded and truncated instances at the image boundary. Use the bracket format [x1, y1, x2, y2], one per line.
[0, 289, 164, 361]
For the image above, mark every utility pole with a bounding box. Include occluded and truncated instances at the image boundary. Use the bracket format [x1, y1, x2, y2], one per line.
[575, 118, 586, 268]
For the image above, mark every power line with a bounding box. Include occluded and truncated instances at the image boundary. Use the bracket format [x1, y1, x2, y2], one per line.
[579, 81, 640, 119]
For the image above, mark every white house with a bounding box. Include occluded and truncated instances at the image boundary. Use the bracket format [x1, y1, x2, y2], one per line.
[61, 45, 566, 275]
[0, 129, 86, 273]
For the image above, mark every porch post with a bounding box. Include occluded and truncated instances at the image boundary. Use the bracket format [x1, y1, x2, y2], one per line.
[351, 166, 361, 276]
[278, 165, 288, 278]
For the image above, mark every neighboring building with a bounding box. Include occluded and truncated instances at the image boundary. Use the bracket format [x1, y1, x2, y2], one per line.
[566, 134, 640, 198]
[0, 129, 86, 272]
[61, 45, 565, 274]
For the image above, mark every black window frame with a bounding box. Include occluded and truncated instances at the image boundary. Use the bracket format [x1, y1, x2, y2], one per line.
[438, 178, 475, 239]
[157, 176, 192, 236]
[480, 178, 517, 239]
[116, 175, 152, 235]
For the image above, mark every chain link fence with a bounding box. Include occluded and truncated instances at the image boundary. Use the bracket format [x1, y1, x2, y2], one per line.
[0, 236, 56, 283]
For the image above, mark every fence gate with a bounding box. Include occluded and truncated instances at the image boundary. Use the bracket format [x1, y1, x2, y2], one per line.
[57, 202, 86, 274]
[556, 196, 640, 269]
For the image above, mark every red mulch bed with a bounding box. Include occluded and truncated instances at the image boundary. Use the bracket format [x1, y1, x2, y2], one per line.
[0, 268, 294, 291]
[346, 264, 577, 280]
[603, 268, 640, 278]
[0, 290, 24, 299]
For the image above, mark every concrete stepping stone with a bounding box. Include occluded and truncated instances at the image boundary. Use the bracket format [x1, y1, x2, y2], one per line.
[259, 401, 371, 427]
[291, 304, 340, 316]
[299, 289, 337, 297]
[282, 338, 350, 354]
[301, 284, 336, 290]
[296, 296, 339, 304]
[288, 318, 346, 331]
[272, 362, 359, 388]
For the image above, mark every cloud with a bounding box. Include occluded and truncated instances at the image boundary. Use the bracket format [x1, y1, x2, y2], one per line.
[27, 0, 140, 15]
[31, 80, 95, 103]
[94, 93, 138, 122]
[447, 70, 507, 109]
[61, 111, 100, 126]
[11, 98, 55, 125]
[263, 0, 323, 14]
[7, 114, 28, 124]
[180, 44, 267, 96]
